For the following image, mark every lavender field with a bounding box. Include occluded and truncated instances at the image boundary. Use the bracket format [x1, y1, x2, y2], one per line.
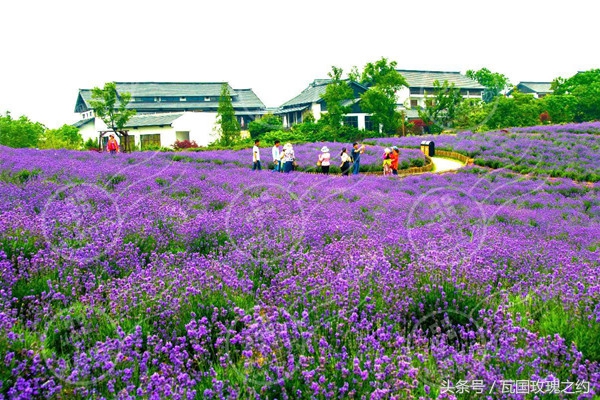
[0, 141, 599, 399]
[182, 142, 427, 173]
[376, 122, 600, 182]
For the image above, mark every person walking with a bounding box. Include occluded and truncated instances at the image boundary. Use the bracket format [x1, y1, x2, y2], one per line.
[340, 148, 352, 176]
[252, 139, 262, 171]
[391, 146, 400, 175]
[351, 142, 365, 175]
[272, 140, 281, 172]
[318, 146, 331, 175]
[106, 135, 119, 155]
[282, 143, 295, 173]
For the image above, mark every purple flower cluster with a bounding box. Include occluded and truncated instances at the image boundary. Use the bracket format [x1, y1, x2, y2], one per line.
[0, 142, 598, 398]
[376, 122, 600, 181]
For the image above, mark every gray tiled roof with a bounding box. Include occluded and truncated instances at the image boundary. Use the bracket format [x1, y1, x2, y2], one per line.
[397, 70, 485, 89]
[115, 82, 233, 97]
[123, 113, 183, 128]
[233, 88, 266, 109]
[280, 79, 331, 108]
[274, 105, 311, 114]
[72, 117, 94, 128]
[517, 82, 553, 94]
[75, 83, 265, 113]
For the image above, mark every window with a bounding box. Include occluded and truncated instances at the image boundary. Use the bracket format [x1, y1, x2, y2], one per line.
[410, 99, 418, 108]
[180, 97, 186, 102]
[343, 116, 358, 128]
[140, 134, 161, 150]
[204, 96, 211, 102]
[136, 97, 154, 103]
[154, 97, 160, 102]
[175, 131, 190, 142]
[364, 116, 373, 131]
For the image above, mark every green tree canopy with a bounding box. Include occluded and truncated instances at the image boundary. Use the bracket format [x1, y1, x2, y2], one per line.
[484, 90, 541, 129]
[466, 67, 511, 103]
[0, 112, 45, 148]
[216, 83, 241, 146]
[419, 80, 464, 133]
[89, 82, 136, 134]
[552, 69, 600, 122]
[39, 124, 83, 150]
[320, 66, 354, 136]
[248, 113, 283, 140]
[351, 57, 408, 135]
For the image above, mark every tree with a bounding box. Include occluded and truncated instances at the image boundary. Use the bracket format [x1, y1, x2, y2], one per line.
[483, 90, 541, 129]
[0, 111, 45, 148]
[89, 82, 136, 135]
[419, 80, 463, 133]
[466, 67, 510, 103]
[351, 57, 408, 135]
[39, 124, 83, 149]
[552, 69, 600, 122]
[216, 83, 240, 146]
[539, 94, 579, 124]
[320, 66, 354, 135]
[248, 113, 283, 140]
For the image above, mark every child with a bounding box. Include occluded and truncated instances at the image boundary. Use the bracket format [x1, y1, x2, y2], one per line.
[382, 148, 392, 176]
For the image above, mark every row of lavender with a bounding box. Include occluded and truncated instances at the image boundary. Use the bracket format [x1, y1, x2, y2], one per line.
[183, 142, 428, 172]
[0, 146, 599, 398]
[376, 122, 600, 182]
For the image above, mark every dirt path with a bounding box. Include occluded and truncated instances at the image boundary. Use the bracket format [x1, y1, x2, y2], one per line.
[430, 156, 464, 173]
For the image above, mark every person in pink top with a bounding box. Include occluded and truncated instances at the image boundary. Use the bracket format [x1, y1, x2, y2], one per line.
[318, 146, 331, 175]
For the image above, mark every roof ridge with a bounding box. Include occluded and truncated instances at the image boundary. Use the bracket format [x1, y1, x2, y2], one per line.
[114, 81, 229, 84]
[397, 69, 462, 74]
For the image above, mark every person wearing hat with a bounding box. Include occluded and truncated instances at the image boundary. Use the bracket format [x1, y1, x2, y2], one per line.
[390, 146, 400, 175]
[282, 143, 295, 173]
[318, 146, 331, 175]
[382, 147, 393, 176]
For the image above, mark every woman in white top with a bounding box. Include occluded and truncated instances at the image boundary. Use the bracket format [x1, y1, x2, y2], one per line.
[318, 146, 331, 175]
[282, 143, 295, 173]
[340, 147, 352, 176]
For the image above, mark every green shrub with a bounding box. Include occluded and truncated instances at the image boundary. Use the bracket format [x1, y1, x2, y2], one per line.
[248, 113, 283, 139]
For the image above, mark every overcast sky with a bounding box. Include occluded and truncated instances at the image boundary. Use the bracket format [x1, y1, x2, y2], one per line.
[0, 0, 597, 128]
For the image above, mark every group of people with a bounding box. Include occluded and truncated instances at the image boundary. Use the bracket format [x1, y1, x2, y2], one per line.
[253, 140, 401, 176]
[253, 139, 297, 173]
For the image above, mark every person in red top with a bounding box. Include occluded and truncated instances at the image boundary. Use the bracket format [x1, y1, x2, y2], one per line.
[107, 135, 119, 155]
[390, 146, 399, 175]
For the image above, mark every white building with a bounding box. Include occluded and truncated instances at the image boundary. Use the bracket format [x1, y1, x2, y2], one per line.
[75, 112, 219, 149]
[395, 70, 485, 118]
[72, 82, 266, 149]
[276, 79, 372, 129]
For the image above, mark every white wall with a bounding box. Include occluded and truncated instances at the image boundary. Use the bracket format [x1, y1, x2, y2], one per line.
[311, 103, 322, 122]
[172, 112, 219, 147]
[75, 112, 219, 149]
[78, 121, 98, 143]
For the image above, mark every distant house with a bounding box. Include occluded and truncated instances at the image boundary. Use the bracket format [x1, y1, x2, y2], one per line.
[277, 79, 372, 129]
[513, 82, 553, 98]
[74, 112, 219, 149]
[395, 70, 485, 119]
[72, 82, 266, 148]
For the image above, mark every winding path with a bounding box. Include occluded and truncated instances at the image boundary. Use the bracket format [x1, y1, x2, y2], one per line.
[430, 156, 464, 173]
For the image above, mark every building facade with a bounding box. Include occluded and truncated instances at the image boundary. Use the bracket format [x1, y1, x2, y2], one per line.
[73, 82, 266, 148]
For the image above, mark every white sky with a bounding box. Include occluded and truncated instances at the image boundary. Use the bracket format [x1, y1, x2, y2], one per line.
[0, 0, 598, 128]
